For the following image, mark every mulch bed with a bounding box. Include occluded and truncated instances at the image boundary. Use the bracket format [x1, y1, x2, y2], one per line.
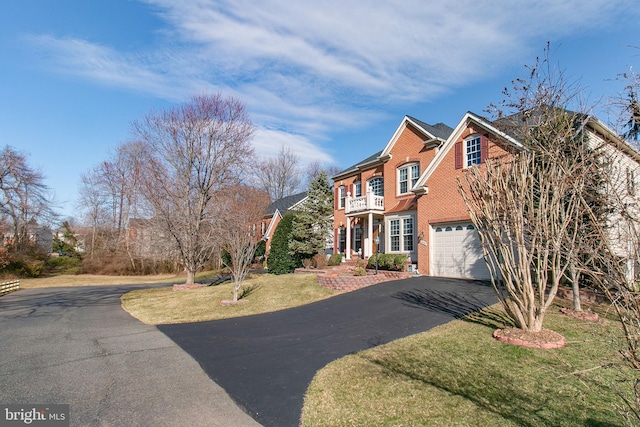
[493, 327, 566, 349]
[559, 307, 599, 322]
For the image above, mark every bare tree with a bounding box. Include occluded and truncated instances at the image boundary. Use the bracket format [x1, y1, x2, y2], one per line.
[98, 141, 146, 256]
[77, 167, 109, 259]
[219, 185, 270, 302]
[134, 93, 255, 285]
[458, 48, 596, 333]
[0, 146, 54, 252]
[459, 130, 591, 332]
[576, 61, 640, 422]
[305, 160, 341, 186]
[255, 145, 302, 201]
[610, 54, 640, 147]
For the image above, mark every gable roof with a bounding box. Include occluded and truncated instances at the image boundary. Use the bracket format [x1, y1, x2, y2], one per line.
[264, 191, 308, 218]
[332, 150, 384, 180]
[412, 111, 524, 192]
[412, 109, 640, 193]
[332, 115, 454, 181]
[406, 116, 455, 141]
[380, 116, 454, 158]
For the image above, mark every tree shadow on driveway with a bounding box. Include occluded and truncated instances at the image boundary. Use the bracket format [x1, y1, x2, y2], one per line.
[158, 276, 500, 427]
[392, 284, 513, 329]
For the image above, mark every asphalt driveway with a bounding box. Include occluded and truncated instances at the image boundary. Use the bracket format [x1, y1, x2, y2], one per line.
[0, 285, 260, 427]
[159, 276, 498, 427]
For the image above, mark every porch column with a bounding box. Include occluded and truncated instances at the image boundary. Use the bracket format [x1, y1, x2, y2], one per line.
[345, 217, 351, 260]
[366, 213, 374, 258]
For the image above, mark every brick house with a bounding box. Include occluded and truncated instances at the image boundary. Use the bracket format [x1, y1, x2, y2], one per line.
[260, 192, 308, 253]
[332, 111, 640, 280]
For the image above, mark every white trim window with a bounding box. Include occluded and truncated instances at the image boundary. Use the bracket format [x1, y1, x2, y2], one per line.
[354, 181, 362, 197]
[398, 163, 419, 194]
[368, 177, 384, 197]
[338, 186, 345, 209]
[388, 214, 415, 253]
[354, 226, 362, 252]
[465, 135, 482, 167]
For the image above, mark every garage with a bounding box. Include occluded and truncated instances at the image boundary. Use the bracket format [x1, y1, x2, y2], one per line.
[431, 222, 491, 280]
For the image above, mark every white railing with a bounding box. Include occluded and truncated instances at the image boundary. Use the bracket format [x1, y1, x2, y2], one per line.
[345, 193, 384, 214]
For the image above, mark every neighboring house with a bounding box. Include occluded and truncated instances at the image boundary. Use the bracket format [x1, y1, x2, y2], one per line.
[332, 111, 640, 280]
[260, 192, 308, 253]
[3, 223, 53, 253]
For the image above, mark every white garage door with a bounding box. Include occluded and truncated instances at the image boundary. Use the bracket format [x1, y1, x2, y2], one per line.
[431, 223, 491, 280]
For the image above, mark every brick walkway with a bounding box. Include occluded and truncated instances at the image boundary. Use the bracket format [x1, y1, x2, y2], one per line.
[295, 259, 414, 292]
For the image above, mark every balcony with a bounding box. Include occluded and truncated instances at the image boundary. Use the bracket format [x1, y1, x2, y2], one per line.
[345, 193, 384, 214]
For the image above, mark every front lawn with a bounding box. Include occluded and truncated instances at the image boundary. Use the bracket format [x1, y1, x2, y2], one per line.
[302, 302, 635, 427]
[18, 273, 183, 288]
[121, 273, 335, 324]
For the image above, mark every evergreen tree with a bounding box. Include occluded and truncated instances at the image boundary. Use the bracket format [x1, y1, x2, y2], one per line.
[267, 213, 301, 274]
[289, 171, 333, 258]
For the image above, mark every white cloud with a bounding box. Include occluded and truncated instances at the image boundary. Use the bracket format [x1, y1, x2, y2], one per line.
[253, 127, 334, 164]
[25, 0, 639, 164]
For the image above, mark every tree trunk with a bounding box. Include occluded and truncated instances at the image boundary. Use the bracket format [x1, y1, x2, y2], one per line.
[569, 264, 582, 311]
[186, 269, 196, 285]
[529, 315, 544, 333]
[233, 279, 240, 303]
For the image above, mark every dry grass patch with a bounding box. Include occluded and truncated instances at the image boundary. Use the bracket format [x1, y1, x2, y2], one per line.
[17, 274, 183, 288]
[302, 303, 633, 427]
[121, 273, 335, 324]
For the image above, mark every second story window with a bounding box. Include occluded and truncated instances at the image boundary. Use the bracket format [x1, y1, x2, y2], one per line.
[398, 163, 419, 194]
[455, 134, 487, 169]
[338, 186, 345, 209]
[354, 181, 362, 197]
[465, 135, 482, 167]
[368, 177, 384, 197]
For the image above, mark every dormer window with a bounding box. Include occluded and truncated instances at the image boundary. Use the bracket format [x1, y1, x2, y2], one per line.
[398, 163, 419, 194]
[455, 134, 488, 169]
[465, 136, 482, 167]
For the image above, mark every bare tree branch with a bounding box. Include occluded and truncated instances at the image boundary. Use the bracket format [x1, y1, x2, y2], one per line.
[134, 93, 255, 285]
[254, 145, 302, 201]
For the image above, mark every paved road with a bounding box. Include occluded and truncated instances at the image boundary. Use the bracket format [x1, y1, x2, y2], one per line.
[159, 276, 497, 427]
[0, 285, 261, 427]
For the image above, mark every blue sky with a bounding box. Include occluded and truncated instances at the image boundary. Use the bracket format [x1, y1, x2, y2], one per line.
[0, 1, 638, 221]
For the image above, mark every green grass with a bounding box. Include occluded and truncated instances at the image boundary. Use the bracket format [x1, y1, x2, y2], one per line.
[302, 302, 635, 427]
[121, 273, 336, 324]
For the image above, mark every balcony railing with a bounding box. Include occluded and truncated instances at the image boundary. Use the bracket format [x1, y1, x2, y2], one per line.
[345, 193, 384, 214]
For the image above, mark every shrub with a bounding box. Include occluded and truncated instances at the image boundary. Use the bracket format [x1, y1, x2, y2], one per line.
[23, 260, 45, 277]
[302, 258, 314, 269]
[394, 254, 409, 270]
[312, 253, 327, 269]
[367, 253, 408, 271]
[268, 214, 303, 274]
[2, 252, 49, 278]
[327, 253, 343, 266]
[46, 255, 82, 275]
